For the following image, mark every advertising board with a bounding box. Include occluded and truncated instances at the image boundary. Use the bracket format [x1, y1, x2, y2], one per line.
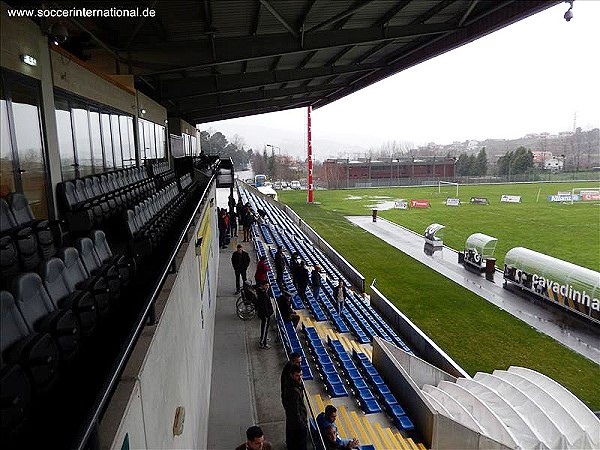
[504, 266, 600, 323]
[446, 198, 460, 206]
[581, 193, 600, 201]
[470, 197, 489, 205]
[500, 195, 521, 203]
[547, 194, 580, 202]
[394, 200, 408, 209]
[410, 199, 430, 208]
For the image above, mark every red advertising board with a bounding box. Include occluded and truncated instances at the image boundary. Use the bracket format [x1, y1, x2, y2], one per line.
[582, 193, 600, 201]
[410, 199, 430, 208]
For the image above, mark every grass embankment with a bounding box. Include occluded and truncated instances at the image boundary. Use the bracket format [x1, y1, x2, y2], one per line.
[278, 183, 600, 410]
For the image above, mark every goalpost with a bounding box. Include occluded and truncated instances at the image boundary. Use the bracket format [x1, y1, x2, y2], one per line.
[439, 180, 459, 197]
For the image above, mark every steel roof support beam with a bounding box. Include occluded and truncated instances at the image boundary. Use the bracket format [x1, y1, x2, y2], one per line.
[308, 0, 377, 32]
[159, 62, 380, 99]
[187, 98, 314, 123]
[124, 0, 157, 50]
[260, 0, 299, 37]
[141, 22, 455, 75]
[178, 82, 347, 112]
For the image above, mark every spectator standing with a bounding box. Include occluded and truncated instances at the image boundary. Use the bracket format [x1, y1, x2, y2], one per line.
[218, 209, 227, 249]
[333, 279, 346, 316]
[228, 194, 236, 216]
[256, 282, 273, 349]
[242, 204, 255, 242]
[231, 244, 250, 293]
[254, 255, 269, 285]
[280, 352, 302, 406]
[295, 261, 309, 302]
[289, 252, 300, 287]
[276, 291, 300, 329]
[274, 245, 286, 286]
[235, 425, 273, 450]
[282, 364, 308, 450]
[311, 265, 321, 300]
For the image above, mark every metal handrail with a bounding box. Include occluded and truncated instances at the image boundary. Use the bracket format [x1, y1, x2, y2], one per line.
[71, 174, 215, 450]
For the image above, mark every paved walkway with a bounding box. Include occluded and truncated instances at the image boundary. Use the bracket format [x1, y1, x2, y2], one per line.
[346, 216, 600, 364]
[207, 189, 287, 449]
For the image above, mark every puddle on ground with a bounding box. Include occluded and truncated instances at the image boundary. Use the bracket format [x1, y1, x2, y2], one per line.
[365, 200, 398, 210]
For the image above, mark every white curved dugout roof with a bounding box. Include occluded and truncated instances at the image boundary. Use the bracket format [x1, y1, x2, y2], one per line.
[422, 366, 600, 450]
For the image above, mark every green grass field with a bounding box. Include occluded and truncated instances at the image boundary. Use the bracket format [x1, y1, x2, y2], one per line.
[278, 182, 600, 410]
[283, 182, 600, 270]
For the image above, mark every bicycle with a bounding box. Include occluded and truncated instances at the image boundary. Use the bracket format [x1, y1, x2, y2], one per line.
[236, 283, 257, 320]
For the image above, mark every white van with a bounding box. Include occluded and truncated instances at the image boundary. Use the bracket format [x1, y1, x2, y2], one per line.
[290, 180, 301, 190]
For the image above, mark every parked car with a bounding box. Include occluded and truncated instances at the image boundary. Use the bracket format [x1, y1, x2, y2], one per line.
[290, 180, 302, 190]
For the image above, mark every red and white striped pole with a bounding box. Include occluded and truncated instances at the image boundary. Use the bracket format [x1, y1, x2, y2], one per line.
[307, 105, 313, 203]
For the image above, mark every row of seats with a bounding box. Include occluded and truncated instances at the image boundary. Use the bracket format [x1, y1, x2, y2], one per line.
[352, 350, 414, 431]
[1, 194, 61, 287]
[147, 160, 170, 177]
[0, 230, 133, 440]
[125, 177, 196, 259]
[303, 325, 349, 398]
[57, 167, 154, 231]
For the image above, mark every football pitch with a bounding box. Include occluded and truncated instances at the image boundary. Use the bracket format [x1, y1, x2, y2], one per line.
[278, 182, 600, 409]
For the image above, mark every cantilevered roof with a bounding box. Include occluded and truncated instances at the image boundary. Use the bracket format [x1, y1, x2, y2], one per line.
[20, 1, 557, 123]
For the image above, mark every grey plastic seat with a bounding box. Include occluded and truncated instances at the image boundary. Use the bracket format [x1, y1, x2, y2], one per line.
[1, 290, 59, 392]
[8, 192, 58, 259]
[75, 238, 121, 301]
[92, 230, 135, 285]
[11, 272, 80, 360]
[58, 247, 110, 319]
[0, 199, 40, 272]
[41, 258, 98, 337]
[0, 356, 32, 438]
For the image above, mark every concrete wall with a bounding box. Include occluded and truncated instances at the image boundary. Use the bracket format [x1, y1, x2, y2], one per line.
[1, 3, 45, 80]
[137, 90, 167, 125]
[51, 49, 136, 114]
[99, 184, 219, 450]
[167, 118, 198, 137]
[373, 338, 512, 450]
[369, 284, 469, 378]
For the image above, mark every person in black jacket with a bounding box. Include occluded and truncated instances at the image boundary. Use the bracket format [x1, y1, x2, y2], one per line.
[295, 260, 309, 302]
[282, 364, 307, 450]
[256, 281, 273, 349]
[280, 352, 302, 407]
[274, 245, 286, 285]
[311, 265, 321, 301]
[231, 244, 251, 293]
[276, 291, 300, 329]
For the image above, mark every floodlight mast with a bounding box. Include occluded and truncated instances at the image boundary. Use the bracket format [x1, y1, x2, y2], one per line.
[307, 106, 313, 203]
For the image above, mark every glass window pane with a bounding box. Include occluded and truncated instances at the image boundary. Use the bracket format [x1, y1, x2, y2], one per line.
[72, 104, 93, 177]
[149, 122, 156, 160]
[143, 120, 151, 161]
[1, 97, 16, 195]
[119, 115, 132, 166]
[11, 81, 48, 218]
[89, 110, 103, 173]
[127, 117, 136, 165]
[55, 97, 76, 181]
[111, 114, 122, 168]
[101, 113, 114, 169]
[155, 124, 165, 159]
[138, 118, 145, 160]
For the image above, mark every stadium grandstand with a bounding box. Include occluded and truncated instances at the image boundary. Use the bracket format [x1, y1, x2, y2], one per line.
[2, 1, 598, 449]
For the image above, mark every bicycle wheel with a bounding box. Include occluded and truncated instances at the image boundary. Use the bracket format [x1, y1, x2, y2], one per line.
[236, 296, 256, 320]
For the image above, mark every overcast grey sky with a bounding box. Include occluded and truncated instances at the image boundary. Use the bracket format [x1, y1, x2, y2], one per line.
[201, 1, 600, 158]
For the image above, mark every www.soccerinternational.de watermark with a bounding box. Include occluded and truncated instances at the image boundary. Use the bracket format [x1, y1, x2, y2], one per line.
[7, 6, 156, 18]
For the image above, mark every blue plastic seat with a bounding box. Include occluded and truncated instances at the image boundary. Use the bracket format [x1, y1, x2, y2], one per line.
[395, 415, 415, 431]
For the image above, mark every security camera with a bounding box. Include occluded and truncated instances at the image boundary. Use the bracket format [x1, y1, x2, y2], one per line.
[49, 22, 69, 45]
[564, 9, 573, 21]
[564, 0, 574, 22]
